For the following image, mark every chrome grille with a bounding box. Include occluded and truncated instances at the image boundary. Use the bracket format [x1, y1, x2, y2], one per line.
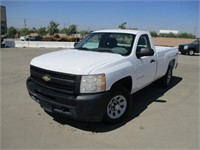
[30, 65, 80, 95]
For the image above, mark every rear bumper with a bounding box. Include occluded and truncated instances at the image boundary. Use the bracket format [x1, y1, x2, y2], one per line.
[26, 77, 110, 122]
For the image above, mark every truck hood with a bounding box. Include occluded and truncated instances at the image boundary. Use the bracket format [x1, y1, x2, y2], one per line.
[179, 44, 188, 46]
[30, 49, 123, 75]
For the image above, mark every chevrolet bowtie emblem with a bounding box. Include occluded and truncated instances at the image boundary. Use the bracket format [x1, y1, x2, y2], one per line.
[42, 75, 51, 82]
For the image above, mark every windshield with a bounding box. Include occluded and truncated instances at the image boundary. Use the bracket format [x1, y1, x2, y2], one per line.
[191, 40, 199, 45]
[74, 32, 136, 56]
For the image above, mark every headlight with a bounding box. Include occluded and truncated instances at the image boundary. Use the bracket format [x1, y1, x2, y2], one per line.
[184, 45, 188, 49]
[80, 74, 106, 93]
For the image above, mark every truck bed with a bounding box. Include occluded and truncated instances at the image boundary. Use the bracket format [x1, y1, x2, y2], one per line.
[154, 46, 178, 79]
[155, 46, 177, 52]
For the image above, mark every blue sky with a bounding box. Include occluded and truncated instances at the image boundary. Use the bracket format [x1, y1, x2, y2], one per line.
[1, 0, 199, 35]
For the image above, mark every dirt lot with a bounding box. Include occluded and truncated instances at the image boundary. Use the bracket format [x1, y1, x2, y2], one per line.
[153, 37, 195, 46]
[1, 48, 199, 149]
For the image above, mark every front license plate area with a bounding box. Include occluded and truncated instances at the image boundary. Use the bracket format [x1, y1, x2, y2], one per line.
[40, 101, 52, 113]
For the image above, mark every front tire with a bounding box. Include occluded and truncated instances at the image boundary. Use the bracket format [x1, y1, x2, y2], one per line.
[188, 50, 194, 56]
[103, 87, 132, 124]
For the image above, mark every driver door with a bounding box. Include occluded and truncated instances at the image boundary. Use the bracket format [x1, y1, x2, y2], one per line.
[134, 34, 157, 90]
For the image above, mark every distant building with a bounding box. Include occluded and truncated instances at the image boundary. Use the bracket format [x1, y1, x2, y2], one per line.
[0, 5, 7, 34]
[159, 30, 179, 35]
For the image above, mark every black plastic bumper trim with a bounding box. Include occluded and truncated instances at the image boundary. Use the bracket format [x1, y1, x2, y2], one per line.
[27, 77, 110, 122]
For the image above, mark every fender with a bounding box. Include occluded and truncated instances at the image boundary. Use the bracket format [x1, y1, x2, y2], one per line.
[89, 58, 134, 91]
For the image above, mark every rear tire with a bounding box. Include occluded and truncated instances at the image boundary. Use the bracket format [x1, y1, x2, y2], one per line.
[160, 66, 173, 88]
[103, 87, 132, 124]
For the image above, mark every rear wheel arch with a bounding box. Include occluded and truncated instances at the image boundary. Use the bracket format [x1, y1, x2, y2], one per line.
[169, 59, 175, 69]
[160, 59, 175, 87]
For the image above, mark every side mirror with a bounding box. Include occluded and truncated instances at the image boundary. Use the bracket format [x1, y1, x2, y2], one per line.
[74, 38, 81, 47]
[136, 48, 154, 58]
[74, 42, 78, 47]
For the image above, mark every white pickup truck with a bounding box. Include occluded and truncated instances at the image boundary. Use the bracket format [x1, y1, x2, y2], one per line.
[27, 29, 178, 123]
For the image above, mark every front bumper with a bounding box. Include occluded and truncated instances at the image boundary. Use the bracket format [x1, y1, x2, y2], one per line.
[26, 77, 110, 122]
[178, 47, 188, 53]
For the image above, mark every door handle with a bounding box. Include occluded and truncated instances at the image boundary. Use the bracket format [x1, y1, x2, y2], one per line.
[150, 59, 156, 63]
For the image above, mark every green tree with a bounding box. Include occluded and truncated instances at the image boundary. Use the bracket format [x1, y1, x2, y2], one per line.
[62, 24, 77, 36]
[20, 28, 29, 36]
[168, 32, 176, 38]
[48, 21, 59, 35]
[178, 33, 195, 38]
[7, 26, 17, 37]
[62, 27, 69, 35]
[150, 31, 158, 37]
[37, 27, 46, 36]
[68, 24, 77, 35]
[80, 30, 89, 37]
[159, 33, 167, 37]
[118, 22, 127, 29]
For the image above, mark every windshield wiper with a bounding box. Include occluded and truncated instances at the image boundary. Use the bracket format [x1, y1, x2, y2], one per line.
[77, 47, 90, 51]
[92, 49, 113, 53]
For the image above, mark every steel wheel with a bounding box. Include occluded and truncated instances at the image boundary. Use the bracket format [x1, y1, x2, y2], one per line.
[103, 87, 132, 124]
[107, 95, 127, 119]
[188, 50, 194, 56]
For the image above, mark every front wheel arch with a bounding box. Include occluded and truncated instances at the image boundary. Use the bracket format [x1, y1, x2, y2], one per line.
[110, 76, 132, 93]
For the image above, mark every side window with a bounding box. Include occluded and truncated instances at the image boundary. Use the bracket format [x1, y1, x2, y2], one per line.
[137, 34, 151, 51]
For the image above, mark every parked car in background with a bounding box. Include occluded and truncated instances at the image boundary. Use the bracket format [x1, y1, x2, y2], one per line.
[20, 35, 31, 41]
[20, 35, 42, 41]
[179, 39, 200, 55]
[1, 34, 14, 39]
[31, 35, 42, 41]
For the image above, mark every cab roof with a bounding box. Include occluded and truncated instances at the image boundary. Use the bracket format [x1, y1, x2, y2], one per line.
[92, 29, 149, 35]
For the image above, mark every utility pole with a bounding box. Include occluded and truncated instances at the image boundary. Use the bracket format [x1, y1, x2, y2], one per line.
[24, 18, 27, 28]
[194, 26, 198, 37]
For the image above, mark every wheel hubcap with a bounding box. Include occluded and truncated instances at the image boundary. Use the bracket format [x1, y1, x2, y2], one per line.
[189, 51, 194, 55]
[107, 95, 127, 119]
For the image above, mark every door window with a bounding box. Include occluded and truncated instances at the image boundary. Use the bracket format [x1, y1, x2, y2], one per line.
[136, 34, 151, 52]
